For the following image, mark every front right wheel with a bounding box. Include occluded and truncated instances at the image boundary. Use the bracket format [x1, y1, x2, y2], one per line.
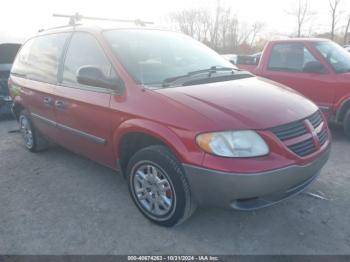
[126, 145, 196, 227]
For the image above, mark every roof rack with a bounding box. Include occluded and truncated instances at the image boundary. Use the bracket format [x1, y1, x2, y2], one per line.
[52, 13, 154, 27]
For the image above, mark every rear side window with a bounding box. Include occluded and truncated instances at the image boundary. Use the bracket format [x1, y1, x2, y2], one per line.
[268, 43, 318, 72]
[62, 32, 115, 88]
[12, 33, 68, 83]
[11, 39, 34, 77]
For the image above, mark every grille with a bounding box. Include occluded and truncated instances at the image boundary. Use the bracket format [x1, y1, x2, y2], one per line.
[318, 128, 328, 146]
[269, 111, 323, 142]
[269, 111, 327, 157]
[269, 121, 307, 141]
[308, 111, 323, 128]
[288, 138, 316, 157]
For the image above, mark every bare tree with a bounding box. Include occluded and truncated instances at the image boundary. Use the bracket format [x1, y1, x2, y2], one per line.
[170, 9, 198, 38]
[225, 16, 240, 52]
[288, 0, 313, 37]
[211, 0, 222, 48]
[344, 14, 350, 45]
[170, 2, 265, 54]
[329, 0, 342, 40]
[249, 22, 265, 47]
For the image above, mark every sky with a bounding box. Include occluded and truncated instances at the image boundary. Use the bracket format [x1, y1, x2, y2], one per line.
[0, 0, 349, 43]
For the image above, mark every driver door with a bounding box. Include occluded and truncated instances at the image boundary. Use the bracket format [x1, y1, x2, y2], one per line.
[53, 32, 116, 168]
[262, 42, 334, 113]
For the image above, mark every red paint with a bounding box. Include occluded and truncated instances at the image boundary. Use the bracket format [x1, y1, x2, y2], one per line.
[238, 39, 350, 121]
[9, 28, 331, 175]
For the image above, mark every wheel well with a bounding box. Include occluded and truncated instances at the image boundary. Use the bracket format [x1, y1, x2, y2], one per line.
[118, 132, 165, 175]
[337, 100, 350, 123]
[12, 102, 24, 120]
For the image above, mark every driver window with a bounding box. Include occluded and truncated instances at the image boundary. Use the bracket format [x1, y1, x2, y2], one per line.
[62, 32, 117, 88]
[268, 43, 318, 72]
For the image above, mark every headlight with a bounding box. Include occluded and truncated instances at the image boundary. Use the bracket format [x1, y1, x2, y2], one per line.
[196, 130, 269, 158]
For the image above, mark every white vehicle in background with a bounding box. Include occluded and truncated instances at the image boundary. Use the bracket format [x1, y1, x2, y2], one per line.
[222, 54, 238, 65]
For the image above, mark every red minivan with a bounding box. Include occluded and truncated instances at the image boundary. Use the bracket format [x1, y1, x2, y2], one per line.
[9, 25, 331, 226]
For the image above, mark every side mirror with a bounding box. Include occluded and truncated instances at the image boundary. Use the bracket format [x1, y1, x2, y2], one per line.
[303, 61, 325, 74]
[77, 66, 125, 93]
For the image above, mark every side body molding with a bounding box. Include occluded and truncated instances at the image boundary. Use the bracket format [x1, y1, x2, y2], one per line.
[31, 113, 106, 145]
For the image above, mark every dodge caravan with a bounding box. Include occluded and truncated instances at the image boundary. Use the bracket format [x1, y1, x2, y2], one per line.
[9, 25, 331, 226]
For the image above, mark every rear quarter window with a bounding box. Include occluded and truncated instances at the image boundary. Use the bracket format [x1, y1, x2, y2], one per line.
[11, 39, 34, 77]
[12, 33, 69, 83]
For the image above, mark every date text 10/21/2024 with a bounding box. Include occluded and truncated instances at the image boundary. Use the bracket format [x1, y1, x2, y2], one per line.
[127, 256, 220, 261]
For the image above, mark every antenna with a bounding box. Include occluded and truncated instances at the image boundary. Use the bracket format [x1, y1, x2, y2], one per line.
[52, 13, 154, 27]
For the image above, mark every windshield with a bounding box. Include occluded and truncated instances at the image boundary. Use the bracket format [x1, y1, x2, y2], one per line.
[103, 29, 237, 87]
[314, 41, 350, 73]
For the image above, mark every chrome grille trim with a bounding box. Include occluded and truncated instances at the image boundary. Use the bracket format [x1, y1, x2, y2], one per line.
[269, 111, 328, 157]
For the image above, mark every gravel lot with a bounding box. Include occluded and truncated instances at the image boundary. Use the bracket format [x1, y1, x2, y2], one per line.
[0, 118, 349, 255]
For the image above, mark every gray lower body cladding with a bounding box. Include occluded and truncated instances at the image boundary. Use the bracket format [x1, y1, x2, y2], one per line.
[183, 147, 330, 210]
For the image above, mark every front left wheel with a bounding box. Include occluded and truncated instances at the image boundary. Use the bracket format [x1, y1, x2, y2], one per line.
[126, 145, 196, 227]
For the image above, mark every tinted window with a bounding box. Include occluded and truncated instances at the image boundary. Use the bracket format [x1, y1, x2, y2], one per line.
[63, 32, 115, 87]
[12, 34, 67, 82]
[314, 41, 350, 73]
[268, 43, 318, 72]
[11, 39, 34, 77]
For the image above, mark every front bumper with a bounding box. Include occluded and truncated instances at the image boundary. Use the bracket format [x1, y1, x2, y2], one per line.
[183, 147, 330, 210]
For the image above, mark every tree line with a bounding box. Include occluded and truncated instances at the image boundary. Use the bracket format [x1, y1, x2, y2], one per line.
[170, 0, 350, 54]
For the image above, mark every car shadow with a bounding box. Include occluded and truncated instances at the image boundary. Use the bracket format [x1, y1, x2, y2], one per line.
[329, 123, 349, 143]
[0, 114, 14, 122]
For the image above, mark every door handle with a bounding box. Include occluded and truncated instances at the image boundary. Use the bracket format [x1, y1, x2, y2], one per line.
[43, 97, 53, 107]
[55, 100, 65, 110]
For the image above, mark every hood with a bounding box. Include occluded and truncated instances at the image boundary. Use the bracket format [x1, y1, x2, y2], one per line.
[155, 77, 318, 130]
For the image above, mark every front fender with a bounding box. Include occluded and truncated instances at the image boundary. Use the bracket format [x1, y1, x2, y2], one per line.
[335, 95, 350, 122]
[112, 118, 204, 166]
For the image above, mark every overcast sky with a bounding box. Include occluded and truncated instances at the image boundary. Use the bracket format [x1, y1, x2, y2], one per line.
[1, 0, 349, 43]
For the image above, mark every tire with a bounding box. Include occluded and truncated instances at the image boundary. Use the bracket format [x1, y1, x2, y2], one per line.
[344, 109, 350, 138]
[19, 110, 49, 152]
[126, 145, 196, 227]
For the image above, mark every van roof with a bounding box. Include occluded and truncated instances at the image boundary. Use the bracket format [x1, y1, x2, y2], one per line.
[36, 24, 166, 36]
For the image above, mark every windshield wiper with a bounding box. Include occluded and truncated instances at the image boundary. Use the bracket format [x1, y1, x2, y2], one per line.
[162, 66, 236, 87]
[188, 66, 237, 75]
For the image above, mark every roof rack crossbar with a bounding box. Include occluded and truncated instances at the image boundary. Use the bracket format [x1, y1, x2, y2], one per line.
[52, 13, 154, 27]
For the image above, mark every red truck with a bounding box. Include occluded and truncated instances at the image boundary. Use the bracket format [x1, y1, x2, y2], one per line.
[238, 39, 350, 137]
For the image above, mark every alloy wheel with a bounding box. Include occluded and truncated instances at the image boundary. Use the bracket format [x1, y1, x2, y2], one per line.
[132, 162, 175, 218]
[19, 115, 34, 149]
